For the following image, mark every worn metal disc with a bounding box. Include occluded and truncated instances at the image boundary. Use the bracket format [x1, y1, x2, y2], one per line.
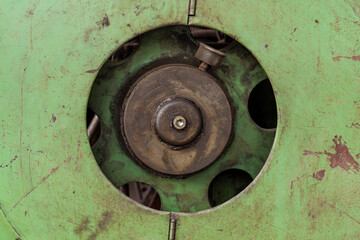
[122, 64, 232, 176]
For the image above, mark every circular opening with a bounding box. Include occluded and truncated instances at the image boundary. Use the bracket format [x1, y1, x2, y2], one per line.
[119, 182, 161, 210]
[208, 169, 253, 207]
[87, 25, 276, 213]
[248, 79, 277, 129]
[86, 108, 101, 147]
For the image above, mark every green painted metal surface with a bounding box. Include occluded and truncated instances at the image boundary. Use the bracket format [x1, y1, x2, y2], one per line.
[0, 1, 188, 239]
[1, 0, 360, 239]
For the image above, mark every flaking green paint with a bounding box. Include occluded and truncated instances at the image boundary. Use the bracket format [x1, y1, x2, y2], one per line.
[0, 0, 359, 239]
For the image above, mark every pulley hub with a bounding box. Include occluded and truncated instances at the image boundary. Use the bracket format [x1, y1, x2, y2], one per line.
[122, 64, 232, 176]
[155, 98, 202, 146]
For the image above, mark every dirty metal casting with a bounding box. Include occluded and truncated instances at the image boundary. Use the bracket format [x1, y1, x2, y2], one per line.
[1, 0, 359, 239]
[122, 64, 232, 176]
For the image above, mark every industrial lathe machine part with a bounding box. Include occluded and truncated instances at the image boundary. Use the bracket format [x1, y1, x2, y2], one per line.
[0, 0, 359, 239]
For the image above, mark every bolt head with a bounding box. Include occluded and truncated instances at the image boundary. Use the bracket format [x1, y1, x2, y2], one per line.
[173, 116, 187, 130]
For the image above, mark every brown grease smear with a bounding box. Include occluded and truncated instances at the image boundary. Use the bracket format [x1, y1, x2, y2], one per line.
[74, 218, 90, 235]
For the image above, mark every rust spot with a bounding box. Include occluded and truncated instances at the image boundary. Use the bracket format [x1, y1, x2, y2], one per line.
[291, 28, 297, 34]
[332, 55, 360, 62]
[304, 136, 360, 173]
[135, 6, 149, 16]
[303, 150, 323, 156]
[325, 136, 359, 172]
[346, 122, 360, 128]
[315, 19, 319, 23]
[265, 44, 269, 48]
[101, 14, 110, 27]
[0, 155, 18, 168]
[312, 170, 325, 181]
[51, 114, 57, 122]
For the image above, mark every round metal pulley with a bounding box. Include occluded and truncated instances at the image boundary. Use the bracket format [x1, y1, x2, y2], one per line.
[122, 64, 232, 176]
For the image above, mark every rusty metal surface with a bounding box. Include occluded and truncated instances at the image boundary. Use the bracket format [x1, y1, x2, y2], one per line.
[122, 64, 232, 176]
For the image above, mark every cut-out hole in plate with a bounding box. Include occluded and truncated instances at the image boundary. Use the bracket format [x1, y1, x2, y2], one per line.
[119, 182, 162, 210]
[208, 169, 253, 207]
[248, 79, 277, 129]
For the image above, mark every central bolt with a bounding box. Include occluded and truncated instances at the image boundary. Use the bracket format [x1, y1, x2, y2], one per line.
[173, 116, 187, 130]
[154, 98, 202, 146]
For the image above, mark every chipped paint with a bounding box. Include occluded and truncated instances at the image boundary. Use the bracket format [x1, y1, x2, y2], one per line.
[0, 0, 359, 239]
[304, 136, 360, 173]
[312, 170, 325, 181]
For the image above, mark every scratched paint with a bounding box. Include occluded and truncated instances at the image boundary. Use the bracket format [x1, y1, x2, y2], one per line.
[175, 0, 360, 239]
[0, 0, 360, 239]
[0, 0, 187, 239]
